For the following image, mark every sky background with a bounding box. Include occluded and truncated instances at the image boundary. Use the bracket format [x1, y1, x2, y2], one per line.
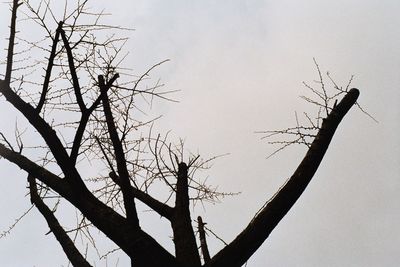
[0, 0, 399, 266]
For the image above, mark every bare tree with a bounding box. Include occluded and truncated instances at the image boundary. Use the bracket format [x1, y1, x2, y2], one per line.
[0, 1, 362, 267]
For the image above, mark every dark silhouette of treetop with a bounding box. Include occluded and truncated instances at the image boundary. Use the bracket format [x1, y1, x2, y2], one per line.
[0, 1, 368, 266]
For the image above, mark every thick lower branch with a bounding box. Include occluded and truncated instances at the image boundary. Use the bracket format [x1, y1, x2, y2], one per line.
[208, 89, 360, 267]
[0, 144, 177, 267]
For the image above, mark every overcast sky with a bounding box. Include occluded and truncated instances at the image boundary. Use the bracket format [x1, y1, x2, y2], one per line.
[0, 0, 399, 266]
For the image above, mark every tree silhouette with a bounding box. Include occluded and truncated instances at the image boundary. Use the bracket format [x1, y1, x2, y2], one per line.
[0, 1, 361, 266]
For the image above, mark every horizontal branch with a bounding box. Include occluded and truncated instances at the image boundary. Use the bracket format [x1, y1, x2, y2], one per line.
[198, 216, 211, 264]
[0, 143, 68, 195]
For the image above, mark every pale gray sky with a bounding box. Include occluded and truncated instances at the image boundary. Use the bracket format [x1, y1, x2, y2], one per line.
[0, 1, 399, 266]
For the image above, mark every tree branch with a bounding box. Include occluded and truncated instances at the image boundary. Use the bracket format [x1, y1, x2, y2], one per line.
[171, 162, 201, 266]
[0, 142, 176, 267]
[197, 216, 211, 264]
[36, 21, 63, 112]
[28, 175, 93, 267]
[109, 172, 174, 220]
[59, 26, 86, 112]
[0, 143, 68, 195]
[207, 88, 360, 267]
[0, 80, 87, 189]
[76, 192, 178, 267]
[5, 0, 21, 84]
[88, 74, 120, 112]
[98, 74, 139, 227]
[70, 73, 120, 164]
[69, 112, 90, 165]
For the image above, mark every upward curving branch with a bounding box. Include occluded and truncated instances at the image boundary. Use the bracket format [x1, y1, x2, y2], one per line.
[207, 88, 360, 267]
